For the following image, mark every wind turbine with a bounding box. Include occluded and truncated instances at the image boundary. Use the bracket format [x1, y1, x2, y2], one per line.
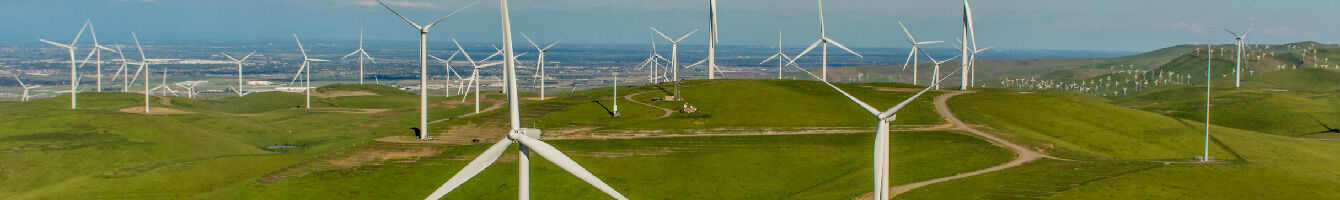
[152, 68, 178, 96]
[425, 0, 628, 199]
[520, 32, 560, 101]
[377, 0, 477, 140]
[291, 33, 329, 109]
[707, 0, 721, 79]
[221, 51, 256, 96]
[13, 75, 38, 101]
[792, 56, 962, 200]
[430, 51, 463, 97]
[921, 49, 962, 90]
[1225, 24, 1252, 88]
[109, 46, 134, 92]
[898, 20, 943, 86]
[761, 30, 796, 79]
[650, 26, 696, 100]
[131, 32, 152, 113]
[39, 20, 88, 109]
[635, 33, 669, 83]
[787, 0, 863, 81]
[960, 0, 979, 90]
[452, 39, 501, 114]
[87, 21, 115, 92]
[342, 29, 377, 84]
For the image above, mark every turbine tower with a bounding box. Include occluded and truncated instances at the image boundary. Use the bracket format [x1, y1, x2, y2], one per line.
[707, 0, 720, 79]
[1203, 29, 1213, 162]
[792, 58, 962, 200]
[39, 21, 88, 109]
[342, 29, 377, 84]
[520, 32, 560, 100]
[651, 26, 696, 100]
[377, 0, 476, 140]
[898, 20, 943, 86]
[426, 0, 628, 199]
[1225, 25, 1252, 88]
[221, 51, 256, 96]
[788, 0, 863, 82]
[612, 72, 620, 117]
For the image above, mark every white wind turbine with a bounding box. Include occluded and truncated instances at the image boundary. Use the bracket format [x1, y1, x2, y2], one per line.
[651, 26, 696, 100]
[131, 32, 153, 113]
[39, 21, 88, 109]
[921, 48, 962, 90]
[13, 75, 39, 101]
[152, 68, 178, 96]
[792, 57, 962, 200]
[430, 51, 463, 97]
[760, 30, 796, 79]
[897, 20, 943, 86]
[342, 29, 377, 84]
[635, 34, 669, 83]
[1225, 25, 1252, 88]
[960, 0, 979, 90]
[787, 0, 863, 82]
[109, 45, 134, 92]
[706, 0, 721, 79]
[520, 32, 560, 100]
[426, 0, 628, 199]
[378, 0, 477, 140]
[221, 51, 256, 96]
[291, 33, 329, 109]
[452, 39, 502, 114]
[87, 21, 115, 93]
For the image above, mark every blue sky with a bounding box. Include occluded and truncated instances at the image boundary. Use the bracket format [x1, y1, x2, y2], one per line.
[3, 0, 1337, 51]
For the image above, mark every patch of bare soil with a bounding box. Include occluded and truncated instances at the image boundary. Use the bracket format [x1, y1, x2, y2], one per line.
[375, 124, 509, 145]
[327, 146, 443, 167]
[118, 106, 194, 115]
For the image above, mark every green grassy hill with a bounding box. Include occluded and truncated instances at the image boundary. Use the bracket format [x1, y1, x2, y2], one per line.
[905, 90, 1340, 199]
[0, 84, 459, 199]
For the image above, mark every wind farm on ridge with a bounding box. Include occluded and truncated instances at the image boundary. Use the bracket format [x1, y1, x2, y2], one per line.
[4, 0, 1340, 199]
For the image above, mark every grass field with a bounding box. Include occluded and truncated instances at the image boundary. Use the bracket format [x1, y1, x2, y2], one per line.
[0, 84, 475, 199]
[204, 132, 1012, 199]
[933, 89, 1340, 199]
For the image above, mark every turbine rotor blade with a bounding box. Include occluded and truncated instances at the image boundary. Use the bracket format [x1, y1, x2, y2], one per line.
[787, 39, 824, 66]
[650, 27, 674, 42]
[377, 0, 423, 29]
[424, 1, 479, 30]
[425, 138, 514, 200]
[676, 29, 699, 42]
[824, 37, 863, 57]
[511, 134, 629, 200]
